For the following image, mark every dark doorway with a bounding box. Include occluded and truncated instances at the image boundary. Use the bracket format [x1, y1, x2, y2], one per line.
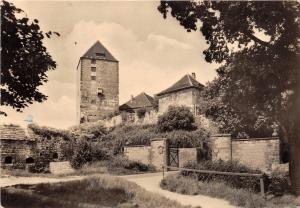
[25, 157, 34, 164]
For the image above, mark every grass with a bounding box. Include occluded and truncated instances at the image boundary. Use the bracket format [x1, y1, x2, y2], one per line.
[160, 174, 299, 208]
[2, 157, 156, 178]
[1, 175, 191, 208]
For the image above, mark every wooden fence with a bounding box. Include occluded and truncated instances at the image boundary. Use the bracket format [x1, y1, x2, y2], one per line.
[162, 165, 265, 197]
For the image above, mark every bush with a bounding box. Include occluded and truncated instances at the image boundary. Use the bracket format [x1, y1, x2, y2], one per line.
[182, 160, 263, 192]
[266, 172, 291, 196]
[108, 156, 155, 174]
[157, 106, 196, 132]
[70, 122, 107, 141]
[70, 139, 109, 169]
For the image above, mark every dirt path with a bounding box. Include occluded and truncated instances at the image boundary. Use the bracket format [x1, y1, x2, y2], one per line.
[120, 172, 236, 208]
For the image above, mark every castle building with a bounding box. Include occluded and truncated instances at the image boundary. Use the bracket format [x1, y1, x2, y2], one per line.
[76, 41, 119, 123]
[156, 73, 204, 115]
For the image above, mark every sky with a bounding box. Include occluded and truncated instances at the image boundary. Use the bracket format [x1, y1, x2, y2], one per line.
[2, 0, 219, 129]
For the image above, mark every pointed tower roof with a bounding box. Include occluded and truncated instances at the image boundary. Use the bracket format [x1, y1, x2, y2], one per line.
[81, 41, 118, 62]
[119, 92, 156, 111]
[157, 74, 204, 96]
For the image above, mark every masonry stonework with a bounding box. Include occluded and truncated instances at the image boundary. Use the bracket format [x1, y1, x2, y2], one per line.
[77, 41, 119, 123]
[124, 146, 151, 165]
[211, 134, 232, 162]
[232, 138, 280, 171]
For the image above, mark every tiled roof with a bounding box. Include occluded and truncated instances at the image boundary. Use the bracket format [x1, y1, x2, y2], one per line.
[81, 41, 118, 62]
[0, 124, 34, 141]
[119, 92, 156, 110]
[156, 74, 204, 96]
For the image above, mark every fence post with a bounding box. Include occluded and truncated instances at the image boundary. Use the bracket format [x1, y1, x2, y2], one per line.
[259, 177, 265, 198]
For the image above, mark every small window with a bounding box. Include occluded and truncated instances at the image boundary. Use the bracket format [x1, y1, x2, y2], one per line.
[91, 99, 96, 104]
[53, 152, 58, 159]
[26, 157, 34, 164]
[96, 53, 105, 57]
[91, 76, 96, 80]
[4, 156, 13, 164]
[91, 67, 96, 72]
[91, 59, 96, 64]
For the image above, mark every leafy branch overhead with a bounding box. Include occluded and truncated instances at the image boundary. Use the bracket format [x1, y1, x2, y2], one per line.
[1, 1, 60, 114]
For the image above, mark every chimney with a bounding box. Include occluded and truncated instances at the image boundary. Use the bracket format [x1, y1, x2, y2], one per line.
[191, 72, 196, 79]
[131, 95, 134, 101]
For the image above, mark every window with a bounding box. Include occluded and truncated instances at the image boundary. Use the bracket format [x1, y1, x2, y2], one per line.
[91, 67, 96, 72]
[91, 99, 96, 104]
[91, 59, 96, 64]
[91, 76, 96, 80]
[4, 156, 12, 164]
[53, 152, 58, 159]
[26, 157, 34, 164]
[96, 52, 105, 57]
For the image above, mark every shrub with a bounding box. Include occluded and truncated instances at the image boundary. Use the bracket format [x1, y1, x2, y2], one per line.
[157, 106, 196, 132]
[182, 160, 263, 192]
[266, 172, 291, 196]
[108, 156, 155, 173]
[70, 122, 107, 141]
[70, 139, 109, 169]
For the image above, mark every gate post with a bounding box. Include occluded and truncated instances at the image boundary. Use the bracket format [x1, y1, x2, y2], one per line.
[150, 138, 169, 171]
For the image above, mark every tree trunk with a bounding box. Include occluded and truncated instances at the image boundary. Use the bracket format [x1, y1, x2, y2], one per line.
[289, 135, 300, 195]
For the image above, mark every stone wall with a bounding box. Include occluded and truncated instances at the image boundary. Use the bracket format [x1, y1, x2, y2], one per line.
[178, 148, 199, 168]
[49, 161, 74, 175]
[232, 138, 280, 171]
[1, 140, 36, 169]
[211, 134, 280, 171]
[78, 58, 119, 123]
[158, 88, 201, 114]
[124, 138, 168, 170]
[124, 146, 151, 165]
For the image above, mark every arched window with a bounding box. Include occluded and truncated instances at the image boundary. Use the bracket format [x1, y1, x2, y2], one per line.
[53, 152, 58, 159]
[25, 157, 34, 164]
[4, 156, 13, 164]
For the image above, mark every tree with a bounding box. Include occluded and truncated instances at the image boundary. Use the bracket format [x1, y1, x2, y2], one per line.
[158, 106, 196, 132]
[1, 1, 59, 115]
[158, 1, 300, 194]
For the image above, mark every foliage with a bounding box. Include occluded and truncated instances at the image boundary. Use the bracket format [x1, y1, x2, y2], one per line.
[102, 124, 210, 154]
[161, 174, 297, 208]
[182, 160, 263, 192]
[69, 122, 107, 141]
[28, 123, 74, 141]
[1, 175, 189, 208]
[200, 78, 275, 138]
[107, 156, 155, 174]
[157, 106, 196, 132]
[158, 1, 300, 194]
[1, 1, 60, 115]
[266, 172, 291, 196]
[70, 139, 109, 169]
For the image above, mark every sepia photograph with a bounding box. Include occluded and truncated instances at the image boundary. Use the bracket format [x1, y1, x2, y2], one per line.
[0, 0, 300, 207]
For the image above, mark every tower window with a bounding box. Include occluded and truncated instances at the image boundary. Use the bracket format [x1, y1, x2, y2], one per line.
[96, 53, 105, 58]
[91, 67, 96, 72]
[91, 76, 96, 80]
[91, 99, 96, 104]
[91, 59, 96, 64]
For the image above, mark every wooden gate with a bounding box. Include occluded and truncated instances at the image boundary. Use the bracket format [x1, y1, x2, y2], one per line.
[169, 147, 179, 167]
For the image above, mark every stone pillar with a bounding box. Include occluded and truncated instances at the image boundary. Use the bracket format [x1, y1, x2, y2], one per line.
[150, 138, 169, 171]
[211, 134, 232, 162]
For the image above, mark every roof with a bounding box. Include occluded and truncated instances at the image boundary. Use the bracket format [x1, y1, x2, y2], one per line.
[81, 41, 118, 62]
[156, 74, 204, 96]
[119, 92, 156, 111]
[0, 124, 34, 141]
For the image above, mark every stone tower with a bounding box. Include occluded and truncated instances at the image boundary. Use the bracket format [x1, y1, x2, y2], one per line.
[76, 41, 119, 124]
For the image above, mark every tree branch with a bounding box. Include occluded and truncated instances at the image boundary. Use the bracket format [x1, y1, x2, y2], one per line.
[243, 30, 271, 47]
